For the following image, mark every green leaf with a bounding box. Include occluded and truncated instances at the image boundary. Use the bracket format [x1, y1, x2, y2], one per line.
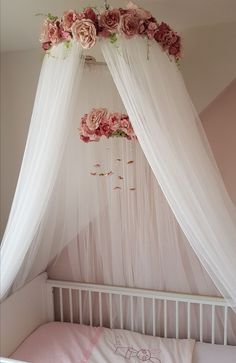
[64, 41, 72, 49]
[109, 33, 118, 44]
[35, 13, 48, 17]
[47, 13, 58, 21]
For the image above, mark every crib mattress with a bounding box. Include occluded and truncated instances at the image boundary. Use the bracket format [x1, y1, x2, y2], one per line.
[10, 322, 236, 363]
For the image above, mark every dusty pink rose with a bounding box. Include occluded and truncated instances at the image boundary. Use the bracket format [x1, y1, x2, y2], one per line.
[120, 12, 139, 38]
[62, 10, 78, 30]
[40, 19, 61, 44]
[60, 30, 71, 41]
[154, 22, 172, 43]
[169, 38, 181, 57]
[41, 42, 51, 51]
[71, 19, 97, 49]
[138, 19, 148, 35]
[108, 113, 121, 131]
[99, 9, 120, 31]
[120, 116, 134, 135]
[40, 20, 51, 43]
[80, 135, 90, 143]
[84, 8, 97, 23]
[126, 2, 152, 20]
[146, 21, 158, 38]
[80, 114, 94, 136]
[99, 123, 111, 137]
[86, 108, 108, 131]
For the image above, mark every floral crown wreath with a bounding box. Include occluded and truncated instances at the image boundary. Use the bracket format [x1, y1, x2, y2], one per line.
[39, 2, 182, 63]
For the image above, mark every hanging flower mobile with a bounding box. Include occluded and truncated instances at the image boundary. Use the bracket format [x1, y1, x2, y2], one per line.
[79, 108, 136, 143]
[39, 2, 182, 63]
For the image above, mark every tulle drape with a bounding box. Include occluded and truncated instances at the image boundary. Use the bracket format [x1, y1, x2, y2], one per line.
[1, 42, 235, 343]
[0, 42, 84, 299]
[101, 37, 236, 310]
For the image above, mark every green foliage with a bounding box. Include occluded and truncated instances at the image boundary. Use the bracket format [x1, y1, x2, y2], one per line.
[110, 130, 127, 138]
[35, 13, 58, 22]
[64, 41, 72, 49]
[109, 33, 118, 44]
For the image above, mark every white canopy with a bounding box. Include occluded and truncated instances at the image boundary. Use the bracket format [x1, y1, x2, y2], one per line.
[1, 37, 236, 321]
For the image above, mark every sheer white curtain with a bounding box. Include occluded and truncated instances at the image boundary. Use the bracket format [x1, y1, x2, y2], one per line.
[0, 42, 84, 299]
[101, 37, 236, 309]
[7, 60, 236, 343]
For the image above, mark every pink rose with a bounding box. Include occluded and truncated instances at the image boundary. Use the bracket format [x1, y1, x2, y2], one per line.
[62, 10, 78, 30]
[108, 113, 121, 131]
[169, 37, 181, 57]
[80, 115, 94, 136]
[120, 12, 139, 38]
[61, 31, 72, 41]
[126, 2, 152, 20]
[84, 8, 98, 23]
[120, 118, 130, 129]
[146, 21, 158, 39]
[86, 108, 108, 131]
[99, 123, 111, 137]
[99, 9, 120, 31]
[154, 22, 172, 43]
[71, 19, 97, 49]
[80, 135, 90, 143]
[138, 19, 148, 35]
[40, 19, 61, 44]
[42, 41, 52, 51]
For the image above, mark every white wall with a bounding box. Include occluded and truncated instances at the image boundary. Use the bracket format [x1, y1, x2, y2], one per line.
[0, 49, 42, 238]
[181, 21, 236, 111]
[0, 22, 236, 239]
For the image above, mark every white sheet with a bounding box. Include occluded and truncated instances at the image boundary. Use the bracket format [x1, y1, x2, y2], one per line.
[193, 342, 236, 363]
[10, 322, 236, 363]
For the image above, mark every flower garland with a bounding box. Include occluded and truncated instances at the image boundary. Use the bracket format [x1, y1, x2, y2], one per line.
[80, 108, 136, 143]
[39, 2, 181, 62]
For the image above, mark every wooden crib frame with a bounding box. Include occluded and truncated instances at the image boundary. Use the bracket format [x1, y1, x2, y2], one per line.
[0, 273, 233, 358]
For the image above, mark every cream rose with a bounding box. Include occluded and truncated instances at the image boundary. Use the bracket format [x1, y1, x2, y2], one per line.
[86, 108, 108, 131]
[71, 19, 97, 49]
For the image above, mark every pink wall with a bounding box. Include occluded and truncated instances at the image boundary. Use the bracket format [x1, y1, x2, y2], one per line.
[201, 79, 236, 205]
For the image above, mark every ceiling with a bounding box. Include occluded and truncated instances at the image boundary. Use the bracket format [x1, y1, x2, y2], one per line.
[1, 0, 236, 52]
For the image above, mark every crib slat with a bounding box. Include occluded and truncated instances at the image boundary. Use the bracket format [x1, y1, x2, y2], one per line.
[89, 291, 92, 326]
[109, 294, 113, 329]
[176, 301, 179, 339]
[59, 288, 63, 322]
[79, 290, 83, 324]
[119, 295, 123, 329]
[141, 297, 145, 334]
[130, 296, 134, 331]
[211, 305, 215, 344]
[152, 298, 156, 336]
[224, 306, 228, 345]
[69, 289, 73, 323]
[187, 302, 191, 339]
[164, 300, 167, 338]
[199, 303, 203, 342]
[99, 292, 103, 327]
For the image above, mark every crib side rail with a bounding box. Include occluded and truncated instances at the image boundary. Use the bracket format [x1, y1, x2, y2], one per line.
[46, 279, 232, 346]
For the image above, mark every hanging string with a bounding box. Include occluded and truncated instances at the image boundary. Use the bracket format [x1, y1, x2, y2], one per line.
[104, 0, 110, 10]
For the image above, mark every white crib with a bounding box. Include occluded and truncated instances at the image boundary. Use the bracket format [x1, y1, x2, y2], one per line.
[1, 273, 235, 360]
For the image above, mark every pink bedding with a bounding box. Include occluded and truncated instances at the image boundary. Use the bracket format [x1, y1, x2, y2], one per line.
[11, 323, 102, 363]
[10, 322, 236, 363]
